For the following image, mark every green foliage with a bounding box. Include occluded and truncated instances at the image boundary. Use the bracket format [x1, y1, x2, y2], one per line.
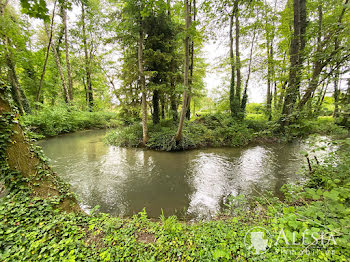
[21, 105, 121, 138]
[105, 123, 143, 147]
[1, 142, 350, 261]
[106, 114, 255, 151]
[2, 86, 350, 261]
[106, 113, 349, 151]
[284, 117, 348, 140]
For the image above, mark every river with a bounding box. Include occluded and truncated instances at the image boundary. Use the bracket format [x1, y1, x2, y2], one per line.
[37, 130, 333, 219]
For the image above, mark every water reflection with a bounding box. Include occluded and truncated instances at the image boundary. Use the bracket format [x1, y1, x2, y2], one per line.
[38, 130, 334, 219]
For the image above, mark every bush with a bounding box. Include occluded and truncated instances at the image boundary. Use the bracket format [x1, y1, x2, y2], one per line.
[106, 114, 256, 151]
[105, 123, 143, 147]
[21, 105, 121, 138]
[284, 116, 348, 140]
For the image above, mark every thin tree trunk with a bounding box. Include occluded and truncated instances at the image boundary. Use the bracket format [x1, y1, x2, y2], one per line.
[175, 0, 191, 142]
[4, 37, 31, 114]
[229, 11, 235, 116]
[241, 28, 256, 114]
[138, 24, 148, 145]
[45, 24, 69, 104]
[36, 0, 57, 103]
[234, 0, 241, 118]
[186, 0, 196, 120]
[333, 74, 340, 118]
[81, 3, 93, 110]
[63, 6, 73, 101]
[266, 40, 272, 120]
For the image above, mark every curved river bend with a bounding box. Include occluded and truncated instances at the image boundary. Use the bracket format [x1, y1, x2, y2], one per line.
[37, 130, 332, 219]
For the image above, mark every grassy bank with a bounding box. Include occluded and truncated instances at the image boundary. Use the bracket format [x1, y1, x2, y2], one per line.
[21, 105, 121, 139]
[105, 113, 348, 151]
[1, 139, 350, 261]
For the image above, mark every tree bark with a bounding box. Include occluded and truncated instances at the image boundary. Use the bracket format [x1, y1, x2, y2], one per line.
[63, 6, 73, 101]
[81, 3, 93, 110]
[281, 0, 307, 125]
[229, 11, 235, 116]
[36, 0, 57, 104]
[298, 0, 349, 110]
[4, 37, 31, 114]
[241, 27, 256, 114]
[175, 0, 191, 142]
[152, 90, 160, 124]
[234, 0, 241, 118]
[138, 24, 149, 145]
[45, 24, 69, 104]
[186, 0, 196, 120]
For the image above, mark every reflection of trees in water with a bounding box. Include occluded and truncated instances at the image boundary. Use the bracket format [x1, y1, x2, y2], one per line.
[41, 132, 335, 219]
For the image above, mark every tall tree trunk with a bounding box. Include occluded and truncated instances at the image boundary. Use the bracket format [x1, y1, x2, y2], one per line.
[152, 90, 160, 124]
[167, 0, 178, 123]
[186, 0, 196, 120]
[234, 0, 242, 118]
[4, 38, 31, 114]
[160, 92, 165, 120]
[45, 25, 69, 104]
[170, 89, 178, 122]
[81, 3, 93, 110]
[241, 28, 256, 115]
[333, 74, 340, 118]
[175, 0, 191, 142]
[266, 41, 273, 121]
[36, 0, 57, 104]
[281, 0, 307, 125]
[138, 24, 148, 145]
[63, 6, 73, 101]
[298, 0, 348, 110]
[1, 0, 30, 114]
[229, 11, 235, 117]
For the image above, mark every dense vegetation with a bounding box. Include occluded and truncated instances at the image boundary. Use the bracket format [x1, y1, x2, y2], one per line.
[105, 113, 348, 150]
[1, 0, 350, 260]
[1, 108, 350, 260]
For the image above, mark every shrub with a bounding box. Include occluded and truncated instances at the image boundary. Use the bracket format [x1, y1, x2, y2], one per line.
[21, 105, 120, 138]
[105, 123, 143, 147]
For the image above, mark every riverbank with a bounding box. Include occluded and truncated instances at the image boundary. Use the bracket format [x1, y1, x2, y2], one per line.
[105, 113, 348, 151]
[20, 105, 121, 139]
[1, 138, 350, 261]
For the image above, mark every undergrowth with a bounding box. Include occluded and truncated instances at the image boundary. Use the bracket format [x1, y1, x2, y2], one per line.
[105, 113, 348, 151]
[21, 105, 121, 139]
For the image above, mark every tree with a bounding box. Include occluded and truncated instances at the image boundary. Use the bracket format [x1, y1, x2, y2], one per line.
[175, 0, 191, 142]
[281, 0, 307, 126]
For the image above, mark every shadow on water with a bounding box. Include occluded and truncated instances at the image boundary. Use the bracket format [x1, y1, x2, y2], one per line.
[37, 130, 335, 219]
